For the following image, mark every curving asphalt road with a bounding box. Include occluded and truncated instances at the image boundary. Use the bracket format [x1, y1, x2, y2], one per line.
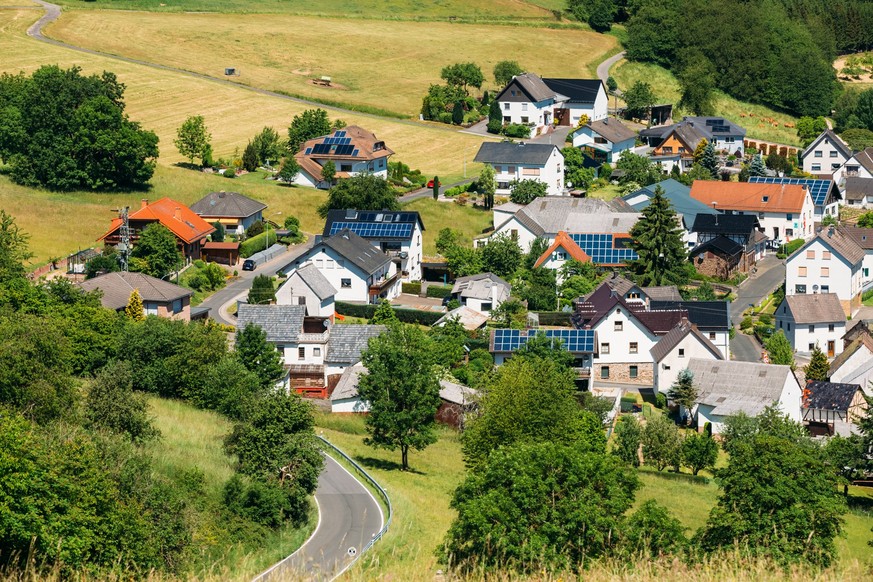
[254, 453, 384, 582]
[597, 50, 626, 84]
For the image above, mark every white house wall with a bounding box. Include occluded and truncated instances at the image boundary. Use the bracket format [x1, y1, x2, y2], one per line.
[785, 239, 861, 307]
[490, 148, 564, 197]
[331, 397, 370, 413]
[593, 307, 659, 366]
[654, 336, 721, 395]
[490, 216, 540, 252]
[775, 306, 844, 356]
[803, 137, 851, 175]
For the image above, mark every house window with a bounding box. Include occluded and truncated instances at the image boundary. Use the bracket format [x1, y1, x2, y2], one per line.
[594, 137, 608, 144]
[503, 102, 509, 110]
[815, 151, 823, 158]
[678, 147, 686, 154]
[503, 116, 511, 123]
[788, 323, 791, 331]
[629, 342, 638, 354]
[829, 324, 835, 332]
[313, 347, 321, 357]
[600, 366, 610, 379]
[830, 151, 838, 158]
[823, 251, 831, 260]
[821, 267, 829, 277]
[798, 266, 807, 277]
[709, 332, 716, 340]
[786, 229, 794, 238]
[481, 302, 492, 311]
[521, 117, 529, 124]
[795, 284, 807, 293]
[806, 250, 815, 259]
[809, 343, 815, 351]
[340, 164, 352, 172]
[812, 164, 821, 171]
[298, 296, 306, 306]
[144, 302, 158, 316]
[601, 343, 610, 354]
[662, 146, 673, 154]
[521, 103, 528, 111]
[508, 165, 516, 174]
[821, 285, 829, 293]
[786, 213, 793, 221]
[510, 229, 518, 240]
[865, 268, 870, 277]
[316, 259, 324, 268]
[725, 137, 735, 143]
[554, 251, 567, 261]
[326, 259, 334, 269]
[341, 278, 352, 288]
[678, 348, 685, 358]
[172, 298, 182, 313]
[614, 321, 623, 332]
[629, 365, 638, 379]
[298, 347, 305, 359]
[494, 165, 503, 173]
[522, 167, 541, 176]
[809, 325, 815, 333]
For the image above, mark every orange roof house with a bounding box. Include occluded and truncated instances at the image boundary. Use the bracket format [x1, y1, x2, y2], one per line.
[99, 198, 215, 259]
[534, 231, 592, 268]
[292, 125, 394, 189]
[689, 181, 808, 214]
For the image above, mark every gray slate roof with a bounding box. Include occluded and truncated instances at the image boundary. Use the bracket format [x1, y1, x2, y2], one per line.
[474, 142, 558, 166]
[838, 225, 873, 250]
[805, 381, 862, 412]
[439, 380, 479, 405]
[642, 286, 683, 302]
[797, 227, 866, 267]
[511, 196, 640, 237]
[844, 177, 873, 202]
[801, 130, 852, 161]
[236, 304, 306, 343]
[325, 324, 386, 364]
[452, 273, 510, 301]
[190, 191, 267, 218]
[323, 229, 392, 274]
[433, 305, 489, 330]
[650, 321, 723, 363]
[331, 363, 366, 401]
[781, 293, 845, 324]
[293, 262, 337, 300]
[497, 72, 560, 103]
[688, 358, 797, 417]
[78, 271, 192, 311]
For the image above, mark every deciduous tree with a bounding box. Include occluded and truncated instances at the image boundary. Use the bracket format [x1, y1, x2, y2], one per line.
[493, 60, 523, 87]
[615, 152, 662, 185]
[619, 500, 687, 558]
[175, 115, 212, 166]
[641, 414, 682, 471]
[623, 80, 656, 120]
[612, 414, 642, 467]
[358, 322, 441, 470]
[317, 173, 399, 218]
[130, 223, 183, 279]
[369, 299, 398, 324]
[277, 157, 300, 184]
[509, 179, 548, 204]
[440, 62, 484, 95]
[765, 330, 795, 369]
[235, 322, 285, 390]
[478, 164, 496, 209]
[681, 431, 718, 475]
[320, 160, 336, 187]
[85, 360, 158, 442]
[287, 108, 332, 154]
[479, 233, 522, 278]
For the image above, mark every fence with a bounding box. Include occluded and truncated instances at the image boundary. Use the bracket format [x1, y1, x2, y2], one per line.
[28, 247, 99, 279]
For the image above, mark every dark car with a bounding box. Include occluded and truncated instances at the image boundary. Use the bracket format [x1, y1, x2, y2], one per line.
[242, 259, 256, 271]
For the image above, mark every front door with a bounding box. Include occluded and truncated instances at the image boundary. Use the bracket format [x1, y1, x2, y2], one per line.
[554, 108, 571, 126]
[828, 340, 835, 358]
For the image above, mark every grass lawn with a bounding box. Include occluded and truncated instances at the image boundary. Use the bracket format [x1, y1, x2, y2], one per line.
[587, 183, 623, 201]
[0, 10, 488, 182]
[403, 198, 493, 256]
[146, 396, 316, 580]
[611, 60, 802, 147]
[44, 11, 615, 118]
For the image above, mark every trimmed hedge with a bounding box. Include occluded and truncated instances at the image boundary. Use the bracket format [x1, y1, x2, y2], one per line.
[533, 311, 573, 327]
[426, 285, 453, 299]
[240, 230, 278, 258]
[336, 301, 443, 326]
[402, 282, 422, 295]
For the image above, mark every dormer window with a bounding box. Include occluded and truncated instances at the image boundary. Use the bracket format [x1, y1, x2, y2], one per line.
[762, 196, 769, 203]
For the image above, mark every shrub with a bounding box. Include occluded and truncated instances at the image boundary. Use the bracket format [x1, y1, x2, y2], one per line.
[862, 288, 873, 302]
[502, 123, 530, 138]
[193, 259, 206, 269]
[224, 169, 235, 179]
[283, 215, 300, 230]
[620, 396, 638, 413]
[656, 393, 667, 409]
[758, 313, 773, 326]
[402, 282, 422, 295]
[426, 285, 453, 299]
[240, 230, 278, 258]
[779, 239, 804, 257]
[335, 301, 443, 325]
[740, 315, 754, 330]
[246, 220, 265, 238]
[532, 311, 572, 326]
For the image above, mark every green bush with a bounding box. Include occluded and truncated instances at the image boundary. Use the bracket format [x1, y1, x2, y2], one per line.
[402, 282, 422, 295]
[620, 396, 638, 413]
[656, 393, 667, 409]
[426, 285, 453, 299]
[335, 301, 443, 326]
[740, 315, 754, 330]
[193, 259, 206, 269]
[502, 123, 531, 138]
[779, 239, 805, 257]
[863, 288, 873, 302]
[754, 323, 774, 342]
[240, 230, 278, 258]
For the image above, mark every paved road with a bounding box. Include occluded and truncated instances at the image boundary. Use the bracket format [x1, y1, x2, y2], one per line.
[597, 51, 626, 84]
[729, 255, 785, 362]
[255, 453, 384, 582]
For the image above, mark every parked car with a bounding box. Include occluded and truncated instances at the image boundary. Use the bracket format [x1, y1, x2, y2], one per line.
[242, 259, 256, 271]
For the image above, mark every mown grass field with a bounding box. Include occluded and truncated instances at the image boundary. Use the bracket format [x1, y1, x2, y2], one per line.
[146, 396, 316, 580]
[404, 198, 493, 256]
[611, 60, 802, 147]
[0, 9, 489, 177]
[44, 11, 616, 117]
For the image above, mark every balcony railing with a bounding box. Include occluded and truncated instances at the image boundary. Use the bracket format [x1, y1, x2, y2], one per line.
[369, 272, 400, 291]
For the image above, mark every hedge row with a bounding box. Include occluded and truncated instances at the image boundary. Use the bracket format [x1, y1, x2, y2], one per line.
[336, 301, 443, 326]
[426, 285, 452, 299]
[533, 311, 573, 327]
[402, 282, 422, 295]
[240, 230, 278, 258]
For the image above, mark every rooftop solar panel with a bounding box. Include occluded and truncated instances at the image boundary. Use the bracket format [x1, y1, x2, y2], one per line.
[312, 143, 331, 155]
[748, 176, 833, 206]
[328, 221, 413, 239]
[352, 149, 359, 157]
[335, 131, 346, 137]
[569, 233, 638, 265]
[335, 144, 355, 156]
[304, 147, 312, 155]
[492, 329, 596, 353]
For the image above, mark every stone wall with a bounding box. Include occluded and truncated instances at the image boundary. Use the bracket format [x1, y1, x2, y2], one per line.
[596, 362, 654, 385]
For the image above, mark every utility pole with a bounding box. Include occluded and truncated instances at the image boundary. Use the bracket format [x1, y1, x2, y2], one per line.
[113, 206, 131, 271]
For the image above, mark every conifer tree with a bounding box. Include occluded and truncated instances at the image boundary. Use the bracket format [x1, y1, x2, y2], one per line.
[667, 368, 698, 412]
[628, 186, 687, 286]
[749, 153, 767, 177]
[700, 140, 719, 179]
[693, 138, 708, 163]
[235, 322, 284, 390]
[125, 289, 145, 321]
[804, 345, 830, 382]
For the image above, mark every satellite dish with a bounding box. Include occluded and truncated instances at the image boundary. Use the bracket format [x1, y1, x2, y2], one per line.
[813, 285, 819, 292]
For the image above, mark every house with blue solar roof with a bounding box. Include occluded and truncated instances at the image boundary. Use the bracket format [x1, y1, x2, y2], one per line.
[489, 329, 599, 376]
[291, 125, 393, 189]
[323, 209, 424, 282]
[748, 176, 840, 223]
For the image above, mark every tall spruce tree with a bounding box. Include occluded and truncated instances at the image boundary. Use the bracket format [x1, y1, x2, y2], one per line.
[700, 140, 719, 179]
[804, 345, 830, 382]
[749, 153, 767, 177]
[628, 186, 687, 286]
[667, 368, 697, 413]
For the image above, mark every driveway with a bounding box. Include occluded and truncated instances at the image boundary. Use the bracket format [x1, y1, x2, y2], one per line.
[728, 254, 785, 362]
[390, 293, 445, 312]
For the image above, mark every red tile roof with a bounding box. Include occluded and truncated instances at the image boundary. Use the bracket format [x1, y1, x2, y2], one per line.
[533, 231, 591, 268]
[99, 198, 215, 244]
[690, 181, 808, 214]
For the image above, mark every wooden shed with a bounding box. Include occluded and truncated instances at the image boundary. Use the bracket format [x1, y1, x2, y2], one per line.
[201, 241, 240, 266]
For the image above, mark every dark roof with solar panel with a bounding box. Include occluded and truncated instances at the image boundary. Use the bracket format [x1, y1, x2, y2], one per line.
[569, 233, 638, 265]
[748, 176, 839, 207]
[489, 329, 597, 354]
[323, 209, 424, 241]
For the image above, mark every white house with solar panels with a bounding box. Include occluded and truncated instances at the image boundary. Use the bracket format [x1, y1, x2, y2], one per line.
[748, 177, 841, 223]
[489, 329, 598, 374]
[322, 210, 424, 282]
[292, 126, 394, 189]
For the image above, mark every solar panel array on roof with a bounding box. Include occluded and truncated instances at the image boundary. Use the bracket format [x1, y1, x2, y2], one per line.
[312, 143, 331, 155]
[335, 131, 347, 138]
[323, 137, 352, 146]
[492, 329, 596, 353]
[329, 221, 413, 238]
[335, 144, 355, 156]
[748, 176, 832, 206]
[304, 147, 312, 155]
[355, 211, 419, 223]
[570, 234, 638, 264]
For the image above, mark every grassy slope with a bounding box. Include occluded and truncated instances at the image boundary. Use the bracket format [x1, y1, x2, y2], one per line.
[404, 198, 493, 256]
[611, 61, 802, 147]
[146, 396, 315, 580]
[44, 11, 615, 116]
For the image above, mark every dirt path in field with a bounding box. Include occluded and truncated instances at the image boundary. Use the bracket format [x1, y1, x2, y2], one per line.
[23, 1, 468, 134]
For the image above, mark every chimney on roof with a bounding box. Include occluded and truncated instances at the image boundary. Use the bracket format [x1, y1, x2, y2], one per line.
[174, 207, 182, 221]
[828, 226, 835, 238]
[140, 199, 149, 209]
[218, 191, 226, 197]
[603, 118, 609, 125]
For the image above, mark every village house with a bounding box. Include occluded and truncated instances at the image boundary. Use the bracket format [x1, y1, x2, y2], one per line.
[649, 300, 731, 359]
[278, 229, 400, 304]
[748, 176, 840, 223]
[622, 179, 717, 247]
[570, 118, 637, 164]
[785, 226, 864, 317]
[690, 180, 814, 242]
[688, 213, 767, 278]
[99, 198, 215, 262]
[830, 325, 873, 396]
[774, 293, 846, 357]
[803, 381, 867, 437]
[650, 320, 724, 396]
[640, 117, 746, 173]
[495, 73, 607, 137]
[292, 125, 393, 189]
[275, 262, 337, 318]
[189, 191, 267, 236]
[687, 359, 802, 435]
[322, 209, 424, 282]
[842, 177, 873, 208]
[433, 305, 489, 331]
[801, 130, 853, 177]
[838, 226, 873, 287]
[489, 329, 599, 386]
[449, 273, 510, 315]
[474, 142, 564, 197]
[79, 271, 195, 321]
